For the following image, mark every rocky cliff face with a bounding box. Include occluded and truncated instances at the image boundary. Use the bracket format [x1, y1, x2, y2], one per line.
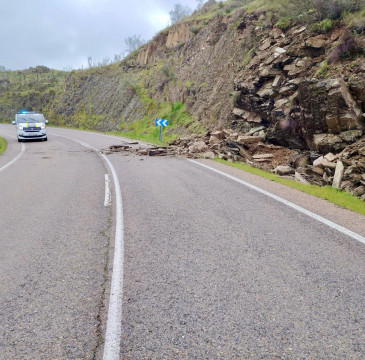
[232, 22, 365, 154]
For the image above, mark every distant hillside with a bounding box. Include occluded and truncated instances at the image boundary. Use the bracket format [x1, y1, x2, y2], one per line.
[0, 66, 67, 122]
[1, 0, 364, 149]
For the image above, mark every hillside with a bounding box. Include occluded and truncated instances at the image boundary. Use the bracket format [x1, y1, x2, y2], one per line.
[1, 0, 365, 198]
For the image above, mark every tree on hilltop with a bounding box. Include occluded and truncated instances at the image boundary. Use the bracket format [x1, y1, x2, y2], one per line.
[169, 3, 192, 24]
[124, 35, 146, 54]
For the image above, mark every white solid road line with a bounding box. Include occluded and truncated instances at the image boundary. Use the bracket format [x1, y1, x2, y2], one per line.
[51, 133, 124, 360]
[104, 174, 111, 207]
[100, 153, 124, 360]
[0, 135, 25, 173]
[189, 160, 365, 245]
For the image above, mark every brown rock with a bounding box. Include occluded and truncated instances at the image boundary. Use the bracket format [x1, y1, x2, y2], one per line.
[253, 153, 274, 160]
[233, 108, 245, 117]
[272, 75, 284, 88]
[211, 131, 226, 140]
[166, 23, 191, 48]
[305, 36, 326, 48]
[260, 38, 274, 51]
[313, 156, 337, 169]
[312, 166, 324, 176]
[292, 26, 307, 35]
[188, 140, 208, 153]
[324, 78, 363, 132]
[353, 185, 365, 197]
[324, 153, 336, 162]
[274, 165, 294, 175]
[313, 134, 344, 153]
[272, 28, 285, 39]
[237, 136, 263, 144]
[295, 171, 310, 184]
[209, 135, 221, 145]
[201, 151, 215, 159]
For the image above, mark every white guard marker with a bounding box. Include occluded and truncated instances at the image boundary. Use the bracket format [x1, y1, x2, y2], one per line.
[104, 174, 111, 207]
[189, 160, 365, 245]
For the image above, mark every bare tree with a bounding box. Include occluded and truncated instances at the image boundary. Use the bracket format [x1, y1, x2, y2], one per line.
[114, 53, 123, 63]
[87, 56, 93, 68]
[169, 3, 192, 24]
[124, 35, 145, 54]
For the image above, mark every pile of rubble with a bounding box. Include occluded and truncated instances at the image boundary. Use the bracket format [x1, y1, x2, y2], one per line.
[104, 130, 365, 200]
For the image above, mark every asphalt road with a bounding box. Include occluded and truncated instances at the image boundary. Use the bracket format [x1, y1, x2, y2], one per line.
[0, 125, 364, 359]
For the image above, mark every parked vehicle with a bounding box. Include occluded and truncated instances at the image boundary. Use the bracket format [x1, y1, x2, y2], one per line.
[12, 111, 48, 142]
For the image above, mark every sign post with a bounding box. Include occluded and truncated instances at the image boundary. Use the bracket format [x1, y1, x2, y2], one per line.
[155, 118, 168, 142]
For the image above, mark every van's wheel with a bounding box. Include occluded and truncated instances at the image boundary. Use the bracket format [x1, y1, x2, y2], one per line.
[18, 138, 21, 142]
[44, 137, 48, 141]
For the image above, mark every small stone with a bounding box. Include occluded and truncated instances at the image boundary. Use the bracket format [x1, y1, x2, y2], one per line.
[312, 166, 324, 175]
[324, 153, 336, 162]
[253, 153, 274, 160]
[274, 165, 294, 175]
[295, 172, 310, 184]
[353, 185, 365, 197]
[188, 140, 208, 153]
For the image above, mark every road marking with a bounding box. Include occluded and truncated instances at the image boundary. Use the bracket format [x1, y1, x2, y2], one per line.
[189, 160, 365, 245]
[100, 153, 124, 360]
[104, 174, 111, 207]
[0, 135, 25, 173]
[51, 133, 124, 360]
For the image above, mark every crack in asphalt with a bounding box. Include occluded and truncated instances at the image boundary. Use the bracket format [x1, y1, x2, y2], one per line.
[92, 213, 113, 359]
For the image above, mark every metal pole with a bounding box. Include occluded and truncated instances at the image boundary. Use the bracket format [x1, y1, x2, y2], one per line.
[159, 126, 162, 142]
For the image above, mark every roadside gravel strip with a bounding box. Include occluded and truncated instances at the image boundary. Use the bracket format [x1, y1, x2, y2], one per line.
[189, 160, 365, 245]
[51, 134, 125, 360]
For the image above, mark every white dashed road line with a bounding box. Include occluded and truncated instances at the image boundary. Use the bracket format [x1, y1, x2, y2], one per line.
[51, 133, 124, 360]
[104, 174, 111, 207]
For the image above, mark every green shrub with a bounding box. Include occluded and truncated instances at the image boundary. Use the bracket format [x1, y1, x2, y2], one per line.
[276, 17, 291, 30]
[0, 137, 6, 155]
[316, 60, 328, 77]
[310, 18, 333, 33]
[161, 65, 175, 80]
[189, 24, 202, 34]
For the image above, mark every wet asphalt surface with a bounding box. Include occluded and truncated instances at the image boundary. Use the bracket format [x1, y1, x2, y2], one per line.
[0, 125, 364, 359]
[0, 129, 109, 359]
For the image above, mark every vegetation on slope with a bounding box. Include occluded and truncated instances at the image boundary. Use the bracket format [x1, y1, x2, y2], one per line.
[0, 66, 67, 123]
[0, 137, 6, 155]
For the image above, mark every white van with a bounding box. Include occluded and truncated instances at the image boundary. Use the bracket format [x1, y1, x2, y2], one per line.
[12, 111, 48, 142]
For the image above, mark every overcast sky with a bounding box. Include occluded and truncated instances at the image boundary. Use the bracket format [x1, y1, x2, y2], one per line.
[0, 0, 203, 71]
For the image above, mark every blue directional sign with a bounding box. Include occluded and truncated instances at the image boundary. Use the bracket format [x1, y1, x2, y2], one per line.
[155, 118, 168, 126]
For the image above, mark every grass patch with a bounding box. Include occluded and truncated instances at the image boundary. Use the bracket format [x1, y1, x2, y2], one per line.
[316, 60, 329, 77]
[0, 137, 7, 155]
[215, 159, 365, 216]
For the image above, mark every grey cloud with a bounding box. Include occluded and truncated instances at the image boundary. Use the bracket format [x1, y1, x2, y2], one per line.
[0, 0, 202, 70]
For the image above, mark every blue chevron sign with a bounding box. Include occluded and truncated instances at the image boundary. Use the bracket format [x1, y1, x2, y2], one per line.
[155, 118, 168, 126]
